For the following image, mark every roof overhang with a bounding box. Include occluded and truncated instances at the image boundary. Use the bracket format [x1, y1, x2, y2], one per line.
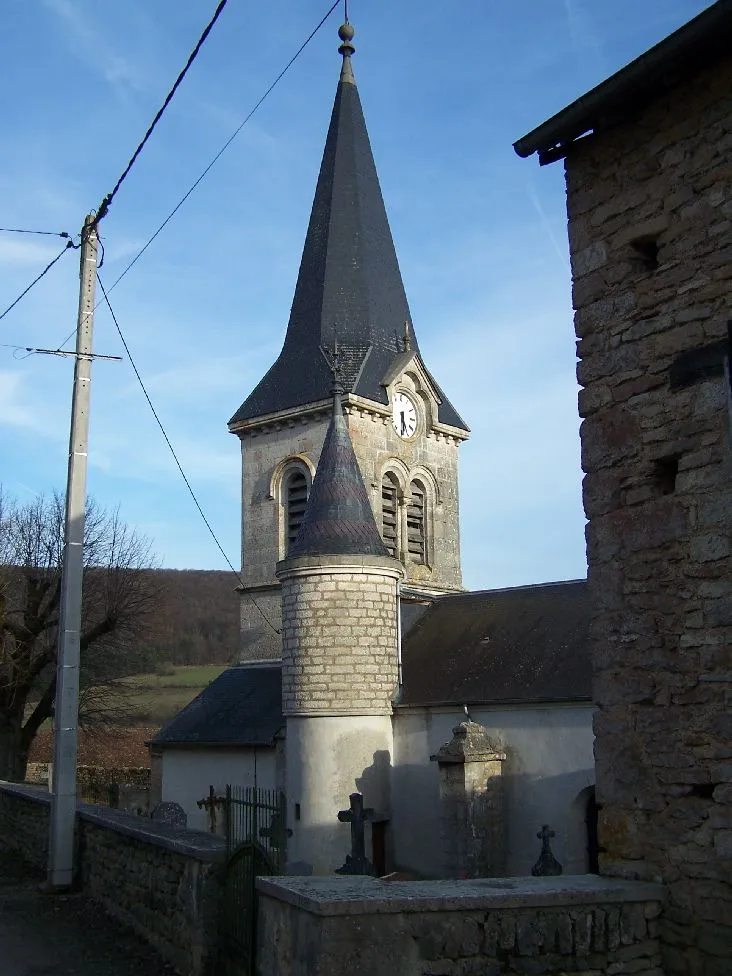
[148, 738, 278, 750]
[394, 697, 594, 710]
[514, 1, 732, 165]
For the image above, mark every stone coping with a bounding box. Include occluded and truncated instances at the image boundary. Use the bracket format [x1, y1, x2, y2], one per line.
[256, 875, 666, 917]
[0, 781, 226, 863]
[276, 553, 403, 576]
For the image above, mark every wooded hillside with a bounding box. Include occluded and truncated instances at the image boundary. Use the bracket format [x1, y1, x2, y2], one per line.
[139, 569, 240, 668]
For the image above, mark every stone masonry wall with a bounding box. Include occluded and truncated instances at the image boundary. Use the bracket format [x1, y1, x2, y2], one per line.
[346, 400, 464, 592]
[565, 55, 732, 974]
[234, 393, 465, 660]
[257, 875, 666, 976]
[279, 558, 401, 714]
[0, 782, 225, 976]
[235, 402, 464, 594]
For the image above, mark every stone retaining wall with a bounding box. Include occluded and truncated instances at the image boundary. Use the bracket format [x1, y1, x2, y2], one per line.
[0, 781, 225, 976]
[256, 875, 666, 976]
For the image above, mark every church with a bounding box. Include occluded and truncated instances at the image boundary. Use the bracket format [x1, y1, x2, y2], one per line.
[151, 21, 594, 879]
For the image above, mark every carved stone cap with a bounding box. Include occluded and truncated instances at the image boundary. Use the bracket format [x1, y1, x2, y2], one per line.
[430, 721, 506, 765]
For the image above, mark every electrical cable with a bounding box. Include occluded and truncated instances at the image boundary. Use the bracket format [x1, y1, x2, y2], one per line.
[44, 0, 340, 357]
[0, 228, 70, 238]
[0, 240, 75, 324]
[94, 0, 230, 227]
[102, 0, 341, 294]
[96, 272, 280, 636]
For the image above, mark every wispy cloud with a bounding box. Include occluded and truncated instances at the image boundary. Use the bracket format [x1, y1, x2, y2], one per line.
[42, 0, 146, 92]
[0, 371, 50, 433]
[0, 237, 65, 269]
[526, 181, 571, 273]
[563, 0, 606, 75]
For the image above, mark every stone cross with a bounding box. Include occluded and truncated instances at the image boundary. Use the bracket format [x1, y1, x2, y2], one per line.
[196, 786, 223, 833]
[335, 792, 375, 876]
[531, 824, 563, 876]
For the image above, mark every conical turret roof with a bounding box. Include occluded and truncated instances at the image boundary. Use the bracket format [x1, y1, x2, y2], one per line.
[230, 25, 466, 431]
[287, 392, 389, 559]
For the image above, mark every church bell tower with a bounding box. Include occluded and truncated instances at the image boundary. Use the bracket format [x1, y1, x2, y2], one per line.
[228, 22, 469, 660]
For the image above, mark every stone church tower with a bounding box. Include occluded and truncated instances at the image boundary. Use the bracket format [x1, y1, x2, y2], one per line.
[228, 23, 469, 659]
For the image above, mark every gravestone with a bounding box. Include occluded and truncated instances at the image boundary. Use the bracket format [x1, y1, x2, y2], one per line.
[531, 824, 563, 876]
[335, 792, 375, 876]
[151, 801, 187, 829]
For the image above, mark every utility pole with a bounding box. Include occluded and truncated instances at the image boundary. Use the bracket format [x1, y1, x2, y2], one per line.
[48, 213, 98, 889]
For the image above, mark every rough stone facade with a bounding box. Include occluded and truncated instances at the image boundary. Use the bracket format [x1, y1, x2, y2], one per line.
[278, 555, 403, 715]
[565, 56, 732, 973]
[0, 782, 225, 976]
[256, 875, 666, 976]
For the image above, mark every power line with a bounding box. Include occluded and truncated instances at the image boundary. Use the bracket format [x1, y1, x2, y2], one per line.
[95, 272, 280, 636]
[43, 0, 340, 357]
[0, 240, 75, 324]
[0, 228, 71, 238]
[94, 0, 230, 227]
[103, 0, 341, 294]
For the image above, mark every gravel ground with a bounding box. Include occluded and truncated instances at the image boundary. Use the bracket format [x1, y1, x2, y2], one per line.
[0, 849, 177, 975]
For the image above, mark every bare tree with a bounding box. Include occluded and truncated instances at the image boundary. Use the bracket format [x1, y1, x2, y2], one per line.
[0, 488, 158, 781]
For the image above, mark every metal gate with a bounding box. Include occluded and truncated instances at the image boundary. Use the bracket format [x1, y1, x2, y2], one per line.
[219, 787, 287, 976]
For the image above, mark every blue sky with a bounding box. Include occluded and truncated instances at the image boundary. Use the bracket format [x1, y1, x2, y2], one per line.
[1, 0, 711, 590]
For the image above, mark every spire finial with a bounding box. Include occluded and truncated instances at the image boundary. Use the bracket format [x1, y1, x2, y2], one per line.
[338, 19, 355, 81]
[320, 330, 345, 417]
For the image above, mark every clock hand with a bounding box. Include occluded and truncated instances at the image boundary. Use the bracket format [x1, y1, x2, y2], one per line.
[401, 412, 407, 434]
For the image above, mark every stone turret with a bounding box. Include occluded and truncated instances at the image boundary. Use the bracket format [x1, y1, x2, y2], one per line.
[277, 387, 403, 874]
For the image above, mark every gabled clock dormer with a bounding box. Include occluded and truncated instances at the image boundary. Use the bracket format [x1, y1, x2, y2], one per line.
[228, 24, 468, 659]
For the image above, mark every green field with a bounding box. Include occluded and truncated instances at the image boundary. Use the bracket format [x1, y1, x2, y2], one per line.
[116, 664, 227, 728]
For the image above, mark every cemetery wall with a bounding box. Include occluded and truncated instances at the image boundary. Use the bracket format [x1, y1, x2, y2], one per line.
[564, 53, 732, 973]
[0, 781, 225, 976]
[256, 875, 666, 976]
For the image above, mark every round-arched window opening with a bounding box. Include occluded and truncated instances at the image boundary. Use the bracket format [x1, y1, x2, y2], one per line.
[286, 469, 309, 553]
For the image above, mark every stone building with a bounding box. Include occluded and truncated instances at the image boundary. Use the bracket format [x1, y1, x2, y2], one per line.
[152, 21, 597, 882]
[515, 1, 732, 972]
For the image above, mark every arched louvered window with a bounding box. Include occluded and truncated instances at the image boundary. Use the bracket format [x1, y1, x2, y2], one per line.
[407, 481, 426, 564]
[381, 474, 399, 558]
[286, 470, 309, 552]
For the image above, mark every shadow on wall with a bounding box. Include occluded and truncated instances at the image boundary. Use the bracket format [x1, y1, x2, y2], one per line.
[391, 763, 597, 879]
[356, 750, 393, 877]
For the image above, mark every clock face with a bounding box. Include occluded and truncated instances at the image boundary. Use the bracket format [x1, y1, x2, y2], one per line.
[392, 392, 417, 438]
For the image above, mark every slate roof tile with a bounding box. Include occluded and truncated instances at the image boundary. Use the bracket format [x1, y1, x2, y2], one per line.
[229, 40, 465, 431]
[288, 395, 389, 558]
[152, 665, 283, 747]
[399, 580, 591, 706]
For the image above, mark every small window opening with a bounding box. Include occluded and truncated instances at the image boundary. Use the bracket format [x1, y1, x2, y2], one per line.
[381, 477, 398, 558]
[286, 470, 308, 551]
[407, 482, 426, 564]
[652, 455, 679, 495]
[689, 783, 717, 800]
[631, 236, 659, 271]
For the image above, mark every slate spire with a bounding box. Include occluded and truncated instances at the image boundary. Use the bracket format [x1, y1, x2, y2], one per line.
[230, 22, 466, 431]
[287, 377, 390, 560]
